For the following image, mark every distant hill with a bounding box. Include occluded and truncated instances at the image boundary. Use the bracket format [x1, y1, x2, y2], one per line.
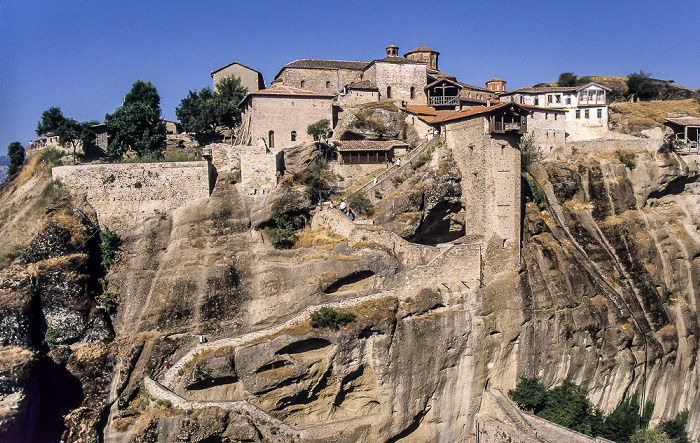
[539, 75, 696, 102]
[0, 166, 7, 185]
[0, 156, 9, 167]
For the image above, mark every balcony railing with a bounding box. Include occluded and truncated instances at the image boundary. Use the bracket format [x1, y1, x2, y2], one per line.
[429, 95, 459, 106]
[490, 120, 525, 134]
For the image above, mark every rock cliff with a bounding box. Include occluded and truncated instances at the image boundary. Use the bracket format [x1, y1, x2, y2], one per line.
[2, 145, 700, 442]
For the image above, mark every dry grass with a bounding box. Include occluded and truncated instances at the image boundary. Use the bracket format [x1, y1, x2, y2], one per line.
[609, 99, 700, 133]
[293, 227, 345, 250]
[341, 168, 387, 197]
[360, 100, 399, 112]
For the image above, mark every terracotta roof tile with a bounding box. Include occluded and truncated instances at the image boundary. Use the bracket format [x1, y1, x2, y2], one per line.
[336, 140, 407, 152]
[404, 45, 439, 56]
[346, 80, 378, 90]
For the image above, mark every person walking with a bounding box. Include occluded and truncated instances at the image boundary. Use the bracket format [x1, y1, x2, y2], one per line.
[339, 200, 347, 214]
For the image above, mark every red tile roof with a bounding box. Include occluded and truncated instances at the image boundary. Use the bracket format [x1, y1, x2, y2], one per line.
[405, 103, 528, 124]
[404, 45, 439, 56]
[346, 80, 378, 90]
[239, 86, 335, 106]
[336, 140, 407, 152]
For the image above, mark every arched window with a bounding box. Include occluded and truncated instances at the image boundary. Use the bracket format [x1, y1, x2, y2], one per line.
[326, 81, 331, 89]
[291, 131, 297, 141]
[386, 86, 392, 99]
[410, 87, 415, 99]
[300, 80, 306, 88]
[268, 130, 274, 148]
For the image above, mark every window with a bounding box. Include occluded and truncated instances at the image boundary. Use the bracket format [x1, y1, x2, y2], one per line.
[410, 87, 415, 99]
[554, 113, 558, 120]
[386, 86, 392, 99]
[534, 98, 539, 106]
[325, 81, 331, 89]
[520, 96, 525, 104]
[545, 113, 548, 120]
[585, 109, 590, 119]
[597, 90, 604, 101]
[291, 131, 296, 141]
[268, 130, 275, 148]
[548, 95, 553, 104]
[565, 97, 571, 105]
[555, 95, 561, 103]
[501, 145, 505, 155]
[576, 110, 581, 119]
[300, 80, 306, 88]
[597, 108, 602, 118]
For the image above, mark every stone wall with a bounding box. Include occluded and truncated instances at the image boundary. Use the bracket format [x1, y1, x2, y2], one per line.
[527, 110, 566, 160]
[365, 61, 427, 104]
[212, 63, 264, 93]
[568, 137, 663, 154]
[240, 146, 279, 195]
[52, 161, 211, 231]
[243, 94, 333, 149]
[279, 67, 363, 94]
[444, 117, 521, 271]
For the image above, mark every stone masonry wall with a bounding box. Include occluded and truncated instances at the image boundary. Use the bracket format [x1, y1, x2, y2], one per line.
[52, 161, 210, 231]
[280, 67, 363, 94]
[527, 110, 566, 160]
[245, 95, 333, 149]
[369, 61, 427, 104]
[240, 146, 278, 195]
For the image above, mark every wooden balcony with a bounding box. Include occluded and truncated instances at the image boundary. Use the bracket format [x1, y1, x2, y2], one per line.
[490, 117, 527, 134]
[429, 95, 459, 106]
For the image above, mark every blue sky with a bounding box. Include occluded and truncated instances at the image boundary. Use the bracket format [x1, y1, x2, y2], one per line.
[1, 0, 699, 156]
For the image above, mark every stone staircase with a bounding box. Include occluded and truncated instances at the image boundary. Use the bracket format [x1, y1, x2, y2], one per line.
[352, 136, 443, 200]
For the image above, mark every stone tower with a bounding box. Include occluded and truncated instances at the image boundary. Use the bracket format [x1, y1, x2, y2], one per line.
[404, 45, 440, 70]
[385, 45, 399, 57]
[486, 78, 507, 92]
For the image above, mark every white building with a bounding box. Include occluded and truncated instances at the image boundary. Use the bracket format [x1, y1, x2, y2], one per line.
[498, 82, 611, 140]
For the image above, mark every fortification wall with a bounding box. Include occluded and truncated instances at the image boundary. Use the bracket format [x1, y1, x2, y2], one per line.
[240, 146, 278, 195]
[527, 111, 566, 160]
[52, 161, 211, 230]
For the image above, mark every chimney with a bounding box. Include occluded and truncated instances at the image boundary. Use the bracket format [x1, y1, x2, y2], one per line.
[386, 45, 399, 57]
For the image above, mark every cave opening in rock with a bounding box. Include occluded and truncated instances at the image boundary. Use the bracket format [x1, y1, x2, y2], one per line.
[324, 270, 376, 294]
[408, 201, 465, 245]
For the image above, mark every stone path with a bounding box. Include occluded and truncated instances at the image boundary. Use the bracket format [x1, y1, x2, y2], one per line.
[144, 376, 305, 440]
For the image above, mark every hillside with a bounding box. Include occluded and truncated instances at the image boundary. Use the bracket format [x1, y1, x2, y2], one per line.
[609, 99, 700, 135]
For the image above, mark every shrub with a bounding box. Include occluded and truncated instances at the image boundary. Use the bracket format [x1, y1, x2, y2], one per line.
[309, 307, 355, 330]
[616, 150, 637, 170]
[578, 164, 587, 174]
[526, 177, 545, 209]
[133, 181, 142, 189]
[347, 192, 371, 215]
[100, 228, 122, 269]
[520, 133, 538, 170]
[265, 208, 307, 249]
[44, 322, 57, 348]
[659, 409, 689, 443]
[374, 189, 382, 199]
[412, 153, 431, 170]
[297, 159, 332, 203]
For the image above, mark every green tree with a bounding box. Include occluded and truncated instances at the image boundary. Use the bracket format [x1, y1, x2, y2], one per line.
[599, 394, 651, 443]
[627, 71, 658, 100]
[307, 119, 331, 142]
[558, 72, 579, 87]
[123, 80, 161, 110]
[55, 119, 96, 163]
[215, 75, 247, 127]
[309, 307, 355, 330]
[659, 410, 689, 443]
[629, 428, 673, 443]
[509, 376, 547, 413]
[539, 381, 603, 436]
[36, 107, 66, 136]
[7, 142, 25, 176]
[105, 80, 166, 159]
[176, 87, 227, 144]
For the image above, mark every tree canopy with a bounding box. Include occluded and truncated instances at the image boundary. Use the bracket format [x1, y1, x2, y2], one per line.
[7, 142, 25, 176]
[175, 76, 247, 144]
[55, 119, 96, 163]
[557, 72, 591, 87]
[627, 71, 658, 100]
[36, 107, 66, 136]
[105, 80, 166, 159]
[307, 119, 331, 142]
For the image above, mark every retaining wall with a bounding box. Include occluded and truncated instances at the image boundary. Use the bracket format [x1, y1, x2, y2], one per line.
[52, 161, 211, 230]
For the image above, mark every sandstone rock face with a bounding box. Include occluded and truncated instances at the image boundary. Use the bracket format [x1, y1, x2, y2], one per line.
[7, 145, 700, 441]
[334, 108, 406, 141]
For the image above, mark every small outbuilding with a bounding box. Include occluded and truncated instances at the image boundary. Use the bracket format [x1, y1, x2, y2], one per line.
[665, 117, 700, 148]
[335, 140, 408, 165]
